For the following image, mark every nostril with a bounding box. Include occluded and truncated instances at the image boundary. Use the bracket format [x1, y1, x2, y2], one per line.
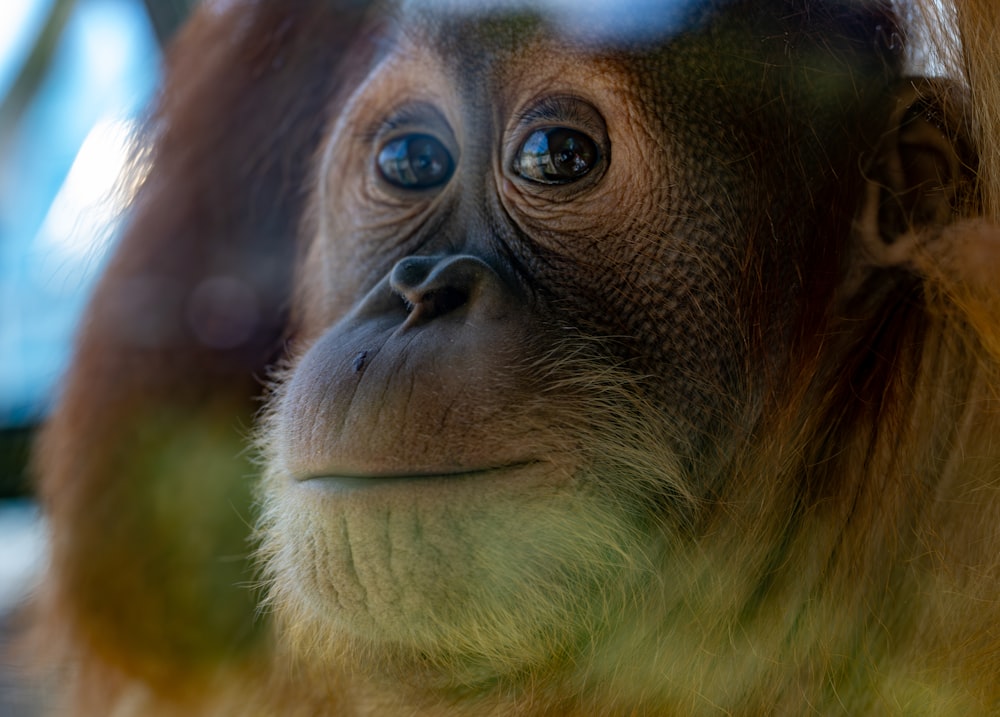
[422, 286, 468, 317]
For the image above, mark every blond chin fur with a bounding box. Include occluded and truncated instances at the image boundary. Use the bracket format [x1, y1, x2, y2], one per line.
[257, 472, 651, 686]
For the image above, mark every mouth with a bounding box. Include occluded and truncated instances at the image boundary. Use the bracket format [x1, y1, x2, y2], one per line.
[296, 461, 543, 490]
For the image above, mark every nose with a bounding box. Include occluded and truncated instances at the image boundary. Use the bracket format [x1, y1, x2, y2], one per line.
[389, 255, 506, 324]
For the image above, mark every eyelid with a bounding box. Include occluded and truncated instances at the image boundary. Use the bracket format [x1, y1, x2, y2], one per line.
[357, 102, 454, 144]
[512, 95, 607, 136]
[506, 95, 608, 164]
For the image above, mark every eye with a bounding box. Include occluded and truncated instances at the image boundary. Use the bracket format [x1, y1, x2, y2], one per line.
[377, 134, 454, 190]
[514, 128, 599, 184]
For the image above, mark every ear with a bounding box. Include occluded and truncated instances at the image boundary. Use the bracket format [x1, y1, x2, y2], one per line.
[855, 78, 975, 268]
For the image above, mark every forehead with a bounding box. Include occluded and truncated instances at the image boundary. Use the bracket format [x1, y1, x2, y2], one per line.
[386, 0, 715, 62]
[365, 0, 716, 120]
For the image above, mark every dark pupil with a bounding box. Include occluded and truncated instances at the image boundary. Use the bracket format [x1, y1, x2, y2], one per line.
[518, 128, 598, 184]
[377, 134, 453, 189]
[550, 131, 593, 176]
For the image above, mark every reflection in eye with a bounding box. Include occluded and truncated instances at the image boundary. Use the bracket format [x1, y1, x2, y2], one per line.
[377, 134, 454, 189]
[515, 128, 599, 184]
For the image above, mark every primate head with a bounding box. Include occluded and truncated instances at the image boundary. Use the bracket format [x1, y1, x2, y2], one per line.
[259, 0, 954, 688]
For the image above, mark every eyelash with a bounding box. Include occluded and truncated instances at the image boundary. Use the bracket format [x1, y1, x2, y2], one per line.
[358, 103, 451, 145]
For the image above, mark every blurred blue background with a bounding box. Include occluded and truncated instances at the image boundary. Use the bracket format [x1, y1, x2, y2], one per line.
[0, 4, 191, 712]
[0, 0, 161, 427]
